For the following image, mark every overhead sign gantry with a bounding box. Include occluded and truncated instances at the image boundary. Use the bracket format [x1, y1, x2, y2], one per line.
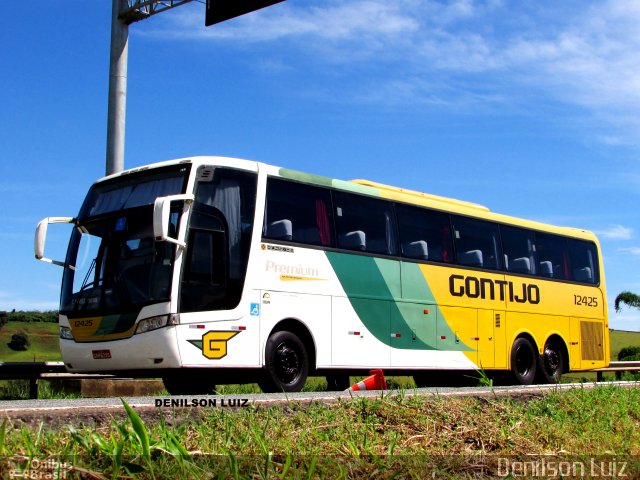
[205, 0, 285, 26]
[106, 0, 287, 175]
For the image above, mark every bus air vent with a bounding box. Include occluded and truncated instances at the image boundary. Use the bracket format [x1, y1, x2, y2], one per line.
[198, 167, 215, 182]
[580, 321, 604, 361]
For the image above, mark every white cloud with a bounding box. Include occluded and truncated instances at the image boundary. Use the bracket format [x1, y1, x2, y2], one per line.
[597, 225, 633, 240]
[148, 1, 418, 45]
[619, 247, 640, 257]
[142, 0, 640, 143]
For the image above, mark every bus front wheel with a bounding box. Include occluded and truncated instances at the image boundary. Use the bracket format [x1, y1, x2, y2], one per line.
[510, 337, 537, 385]
[259, 331, 309, 393]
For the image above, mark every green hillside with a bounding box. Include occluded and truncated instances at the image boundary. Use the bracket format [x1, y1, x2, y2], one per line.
[611, 329, 640, 359]
[0, 321, 61, 362]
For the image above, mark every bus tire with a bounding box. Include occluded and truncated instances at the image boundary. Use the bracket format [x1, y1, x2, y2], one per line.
[510, 337, 537, 385]
[537, 340, 564, 384]
[259, 331, 309, 393]
[162, 371, 216, 395]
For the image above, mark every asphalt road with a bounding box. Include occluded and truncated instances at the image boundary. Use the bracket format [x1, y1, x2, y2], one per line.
[1, 381, 637, 425]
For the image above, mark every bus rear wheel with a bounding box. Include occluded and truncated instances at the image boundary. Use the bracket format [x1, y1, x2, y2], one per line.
[259, 331, 309, 393]
[537, 340, 564, 384]
[510, 337, 537, 385]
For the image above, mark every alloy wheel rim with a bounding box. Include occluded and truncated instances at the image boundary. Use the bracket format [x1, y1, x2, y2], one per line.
[275, 342, 300, 384]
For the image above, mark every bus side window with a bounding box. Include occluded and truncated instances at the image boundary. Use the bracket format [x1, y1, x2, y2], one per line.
[501, 225, 536, 275]
[451, 215, 503, 271]
[396, 204, 452, 263]
[334, 191, 397, 256]
[568, 239, 598, 284]
[264, 178, 333, 246]
[535, 234, 570, 280]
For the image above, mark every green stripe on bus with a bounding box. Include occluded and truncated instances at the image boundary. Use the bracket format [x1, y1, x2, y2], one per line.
[326, 252, 470, 351]
[278, 168, 380, 196]
[95, 313, 137, 335]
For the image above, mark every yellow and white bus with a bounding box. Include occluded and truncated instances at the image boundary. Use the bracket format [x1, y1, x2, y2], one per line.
[35, 157, 609, 393]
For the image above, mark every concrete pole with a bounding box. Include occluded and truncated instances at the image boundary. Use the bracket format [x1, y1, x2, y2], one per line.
[106, 0, 129, 175]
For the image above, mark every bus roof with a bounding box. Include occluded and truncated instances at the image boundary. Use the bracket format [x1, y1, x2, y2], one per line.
[95, 156, 599, 243]
[350, 179, 596, 241]
[274, 165, 598, 243]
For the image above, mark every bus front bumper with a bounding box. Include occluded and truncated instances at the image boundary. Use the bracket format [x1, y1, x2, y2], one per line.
[60, 326, 181, 372]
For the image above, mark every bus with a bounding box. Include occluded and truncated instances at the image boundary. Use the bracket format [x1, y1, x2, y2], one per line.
[34, 156, 609, 393]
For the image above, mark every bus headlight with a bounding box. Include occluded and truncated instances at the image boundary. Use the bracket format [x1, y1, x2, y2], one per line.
[135, 314, 179, 334]
[60, 326, 74, 340]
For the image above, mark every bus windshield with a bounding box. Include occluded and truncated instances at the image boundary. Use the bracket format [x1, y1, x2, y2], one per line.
[60, 165, 189, 316]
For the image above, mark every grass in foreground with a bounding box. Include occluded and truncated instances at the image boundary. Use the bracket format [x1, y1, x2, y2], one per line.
[1, 385, 639, 478]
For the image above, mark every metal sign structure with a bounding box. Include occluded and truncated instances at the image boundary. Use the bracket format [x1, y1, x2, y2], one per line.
[205, 0, 285, 26]
[106, 0, 286, 175]
[120, 0, 194, 24]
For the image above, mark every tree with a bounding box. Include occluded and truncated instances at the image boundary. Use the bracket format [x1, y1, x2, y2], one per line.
[8, 333, 30, 351]
[614, 291, 640, 313]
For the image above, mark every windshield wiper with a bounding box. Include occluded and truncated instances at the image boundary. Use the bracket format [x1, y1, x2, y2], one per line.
[80, 258, 97, 291]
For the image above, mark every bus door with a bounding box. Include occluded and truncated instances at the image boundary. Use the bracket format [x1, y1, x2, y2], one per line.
[477, 309, 507, 369]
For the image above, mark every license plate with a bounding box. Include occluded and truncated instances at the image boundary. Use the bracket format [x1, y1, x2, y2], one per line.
[92, 349, 112, 359]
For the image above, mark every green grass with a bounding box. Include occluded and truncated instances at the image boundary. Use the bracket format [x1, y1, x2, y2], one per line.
[611, 329, 640, 360]
[0, 379, 83, 400]
[1, 386, 639, 478]
[0, 321, 60, 362]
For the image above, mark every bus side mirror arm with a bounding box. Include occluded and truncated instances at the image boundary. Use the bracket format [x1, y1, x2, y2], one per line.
[34, 217, 75, 267]
[153, 194, 194, 249]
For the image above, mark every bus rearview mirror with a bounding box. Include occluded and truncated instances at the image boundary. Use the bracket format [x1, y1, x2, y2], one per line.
[153, 194, 194, 249]
[34, 217, 74, 267]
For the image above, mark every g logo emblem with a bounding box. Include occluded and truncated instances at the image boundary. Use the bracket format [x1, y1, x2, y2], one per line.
[202, 331, 239, 359]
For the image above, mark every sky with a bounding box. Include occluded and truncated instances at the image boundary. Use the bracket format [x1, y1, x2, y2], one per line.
[1, 0, 639, 331]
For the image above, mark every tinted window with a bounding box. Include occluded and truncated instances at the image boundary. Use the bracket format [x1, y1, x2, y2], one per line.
[181, 167, 257, 312]
[535, 233, 569, 280]
[501, 226, 536, 275]
[263, 178, 333, 246]
[396, 204, 453, 262]
[79, 165, 189, 220]
[568, 239, 599, 284]
[334, 191, 397, 255]
[452, 216, 503, 270]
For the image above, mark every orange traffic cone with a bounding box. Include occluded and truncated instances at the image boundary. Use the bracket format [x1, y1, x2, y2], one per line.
[347, 369, 387, 391]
